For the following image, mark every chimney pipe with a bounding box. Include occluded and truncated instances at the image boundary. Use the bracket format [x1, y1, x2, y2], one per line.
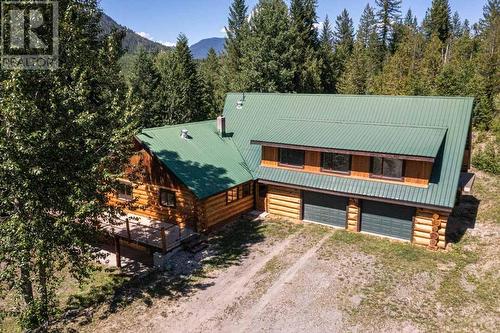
[217, 115, 226, 136]
[180, 129, 189, 139]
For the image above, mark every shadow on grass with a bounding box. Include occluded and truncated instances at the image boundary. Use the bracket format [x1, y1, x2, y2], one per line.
[446, 195, 480, 244]
[61, 217, 267, 327]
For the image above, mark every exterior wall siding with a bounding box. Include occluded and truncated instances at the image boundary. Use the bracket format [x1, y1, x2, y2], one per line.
[262, 183, 450, 250]
[109, 149, 198, 229]
[261, 146, 432, 187]
[199, 181, 255, 230]
[266, 185, 302, 220]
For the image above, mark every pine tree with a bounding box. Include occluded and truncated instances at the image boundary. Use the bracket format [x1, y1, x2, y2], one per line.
[420, 35, 445, 94]
[369, 27, 425, 95]
[129, 49, 161, 128]
[404, 9, 418, 31]
[155, 34, 207, 124]
[0, 1, 133, 329]
[223, 0, 249, 91]
[333, 9, 354, 73]
[375, 0, 402, 52]
[339, 5, 380, 94]
[451, 11, 463, 38]
[240, 0, 295, 92]
[319, 15, 338, 92]
[473, 0, 499, 128]
[290, 0, 322, 92]
[338, 41, 369, 94]
[200, 48, 225, 119]
[429, 0, 452, 43]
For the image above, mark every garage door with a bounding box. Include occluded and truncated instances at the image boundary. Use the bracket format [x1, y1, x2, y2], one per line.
[361, 201, 415, 240]
[303, 192, 348, 228]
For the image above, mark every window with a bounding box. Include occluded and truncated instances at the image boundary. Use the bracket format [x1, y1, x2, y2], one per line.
[117, 182, 133, 201]
[242, 183, 251, 198]
[278, 148, 305, 168]
[371, 157, 404, 180]
[321, 153, 351, 174]
[226, 187, 239, 204]
[159, 189, 176, 207]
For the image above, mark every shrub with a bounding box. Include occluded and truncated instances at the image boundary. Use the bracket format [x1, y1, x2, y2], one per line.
[472, 142, 500, 175]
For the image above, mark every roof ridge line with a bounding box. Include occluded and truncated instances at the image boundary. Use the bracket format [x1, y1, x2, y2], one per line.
[277, 118, 448, 130]
[226, 92, 474, 100]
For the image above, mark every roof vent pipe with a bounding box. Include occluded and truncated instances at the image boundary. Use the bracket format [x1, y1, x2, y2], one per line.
[180, 129, 189, 139]
[217, 115, 226, 136]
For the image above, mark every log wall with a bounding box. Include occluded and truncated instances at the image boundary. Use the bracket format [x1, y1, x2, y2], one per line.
[198, 181, 255, 230]
[266, 185, 302, 220]
[260, 146, 432, 187]
[346, 198, 360, 232]
[412, 208, 449, 250]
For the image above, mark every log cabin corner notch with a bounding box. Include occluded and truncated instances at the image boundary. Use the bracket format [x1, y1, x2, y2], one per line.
[109, 94, 474, 251]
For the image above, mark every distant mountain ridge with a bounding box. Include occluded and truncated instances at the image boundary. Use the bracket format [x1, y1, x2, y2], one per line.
[100, 13, 169, 53]
[190, 37, 225, 59]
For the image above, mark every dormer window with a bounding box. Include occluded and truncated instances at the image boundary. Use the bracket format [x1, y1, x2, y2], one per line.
[371, 157, 404, 180]
[278, 148, 305, 168]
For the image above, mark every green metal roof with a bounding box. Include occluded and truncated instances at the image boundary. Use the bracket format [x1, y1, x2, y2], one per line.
[224, 93, 473, 209]
[252, 119, 447, 159]
[136, 121, 253, 199]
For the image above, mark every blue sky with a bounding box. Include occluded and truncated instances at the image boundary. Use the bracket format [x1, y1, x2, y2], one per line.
[99, 0, 484, 46]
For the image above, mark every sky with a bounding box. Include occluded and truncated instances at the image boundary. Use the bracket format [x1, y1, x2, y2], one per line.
[99, 0, 485, 46]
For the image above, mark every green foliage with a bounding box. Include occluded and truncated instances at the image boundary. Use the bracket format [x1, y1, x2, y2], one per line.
[472, 142, 500, 174]
[375, 0, 402, 51]
[0, 0, 134, 329]
[222, 0, 249, 92]
[240, 0, 295, 92]
[199, 48, 225, 118]
[428, 0, 452, 42]
[333, 9, 354, 71]
[154, 34, 207, 124]
[128, 49, 162, 128]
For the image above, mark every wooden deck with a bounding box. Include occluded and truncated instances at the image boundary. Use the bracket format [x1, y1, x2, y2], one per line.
[102, 213, 196, 253]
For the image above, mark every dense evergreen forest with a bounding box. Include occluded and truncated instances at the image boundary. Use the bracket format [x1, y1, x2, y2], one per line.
[127, 0, 499, 173]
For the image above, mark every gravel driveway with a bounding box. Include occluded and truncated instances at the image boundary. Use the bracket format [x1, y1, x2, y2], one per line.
[79, 216, 499, 333]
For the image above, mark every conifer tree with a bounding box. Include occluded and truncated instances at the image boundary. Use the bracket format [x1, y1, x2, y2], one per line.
[333, 9, 354, 73]
[200, 48, 225, 118]
[420, 35, 445, 94]
[375, 0, 402, 52]
[339, 5, 380, 94]
[223, 0, 249, 91]
[0, 1, 133, 329]
[473, 0, 499, 128]
[155, 34, 206, 124]
[240, 0, 295, 92]
[369, 27, 425, 95]
[319, 15, 338, 93]
[451, 11, 463, 38]
[429, 0, 452, 43]
[129, 49, 161, 128]
[290, 0, 322, 92]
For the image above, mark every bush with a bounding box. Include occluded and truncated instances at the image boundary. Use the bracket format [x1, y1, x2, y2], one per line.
[472, 142, 500, 175]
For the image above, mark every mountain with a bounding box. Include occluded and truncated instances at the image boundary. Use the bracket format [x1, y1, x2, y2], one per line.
[190, 37, 225, 59]
[100, 13, 169, 53]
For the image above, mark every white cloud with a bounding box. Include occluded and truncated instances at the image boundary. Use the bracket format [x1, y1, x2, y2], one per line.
[137, 31, 153, 39]
[220, 27, 227, 34]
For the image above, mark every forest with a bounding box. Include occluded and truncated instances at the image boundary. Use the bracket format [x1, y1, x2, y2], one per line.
[127, 0, 499, 173]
